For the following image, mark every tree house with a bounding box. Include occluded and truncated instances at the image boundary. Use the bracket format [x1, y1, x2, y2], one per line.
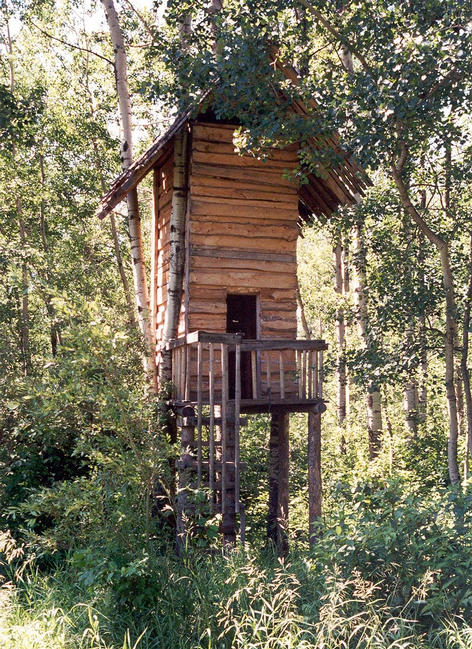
[97, 59, 368, 552]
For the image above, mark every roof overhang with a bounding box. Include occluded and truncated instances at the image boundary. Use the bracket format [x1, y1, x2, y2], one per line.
[96, 55, 370, 222]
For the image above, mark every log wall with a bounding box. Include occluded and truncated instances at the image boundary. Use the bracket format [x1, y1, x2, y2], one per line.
[153, 122, 301, 377]
[186, 122, 300, 339]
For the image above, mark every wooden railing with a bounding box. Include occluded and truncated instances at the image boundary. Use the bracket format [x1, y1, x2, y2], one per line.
[167, 331, 327, 408]
[169, 332, 327, 536]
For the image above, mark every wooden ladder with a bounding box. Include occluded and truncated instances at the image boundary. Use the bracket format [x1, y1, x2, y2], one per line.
[176, 406, 246, 548]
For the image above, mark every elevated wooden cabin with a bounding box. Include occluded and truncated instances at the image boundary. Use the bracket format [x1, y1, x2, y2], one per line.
[98, 60, 368, 552]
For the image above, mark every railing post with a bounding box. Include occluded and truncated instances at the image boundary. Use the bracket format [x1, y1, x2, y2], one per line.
[209, 343, 215, 510]
[196, 342, 203, 487]
[235, 343, 241, 515]
[279, 351, 285, 399]
[308, 407, 322, 547]
[221, 343, 227, 520]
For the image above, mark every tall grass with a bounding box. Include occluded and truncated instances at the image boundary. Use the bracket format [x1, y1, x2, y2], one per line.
[2, 550, 472, 649]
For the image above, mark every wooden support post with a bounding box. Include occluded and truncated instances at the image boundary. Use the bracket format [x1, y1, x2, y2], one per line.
[308, 408, 322, 548]
[278, 410, 290, 556]
[220, 344, 236, 547]
[209, 343, 215, 510]
[222, 401, 236, 547]
[267, 413, 279, 545]
[279, 351, 285, 399]
[267, 409, 290, 556]
[196, 342, 203, 487]
[176, 417, 195, 555]
[234, 344, 241, 514]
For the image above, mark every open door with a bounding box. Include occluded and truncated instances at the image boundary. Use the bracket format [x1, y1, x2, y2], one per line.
[226, 294, 258, 399]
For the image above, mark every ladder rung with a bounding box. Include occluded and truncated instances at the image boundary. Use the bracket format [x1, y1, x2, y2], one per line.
[187, 440, 222, 448]
[214, 480, 235, 490]
[185, 460, 246, 471]
[179, 416, 248, 427]
[202, 461, 247, 471]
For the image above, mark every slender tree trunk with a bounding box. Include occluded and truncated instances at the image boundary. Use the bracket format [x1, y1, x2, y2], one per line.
[308, 408, 322, 546]
[340, 49, 382, 455]
[462, 234, 472, 477]
[17, 200, 30, 371]
[391, 158, 460, 485]
[341, 238, 350, 422]
[39, 154, 61, 356]
[83, 48, 135, 324]
[7, 21, 30, 372]
[334, 241, 347, 427]
[101, 0, 157, 392]
[296, 282, 311, 339]
[417, 226, 428, 422]
[352, 219, 382, 458]
[403, 327, 419, 436]
[159, 128, 189, 388]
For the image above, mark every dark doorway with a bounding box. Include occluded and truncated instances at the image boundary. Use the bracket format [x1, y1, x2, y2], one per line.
[226, 294, 258, 399]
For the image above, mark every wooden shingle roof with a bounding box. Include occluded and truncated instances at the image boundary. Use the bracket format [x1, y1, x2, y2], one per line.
[96, 56, 369, 221]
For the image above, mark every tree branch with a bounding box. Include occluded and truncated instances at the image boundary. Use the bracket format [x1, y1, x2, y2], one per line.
[29, 20, 114, 66]
[295, 0, 375, 78]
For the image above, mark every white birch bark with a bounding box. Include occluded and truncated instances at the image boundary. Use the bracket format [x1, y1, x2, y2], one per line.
[159, 128, 188, 387]
[352, 220, 383, 458]
[403, 327, 419, 436]
[6, 21, 30, 371]
[340, 47, 382, 457]
[101, 0, 157, 392]
[334, 241, 347, 425]
[391, 161, 460, 485]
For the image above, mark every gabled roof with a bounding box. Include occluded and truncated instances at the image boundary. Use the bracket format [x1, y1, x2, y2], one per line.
[96, 56, 370, 221]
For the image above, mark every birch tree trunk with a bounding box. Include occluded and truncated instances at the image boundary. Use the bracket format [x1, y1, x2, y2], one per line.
[83, 47, 135, 325]
[391, 158, 460, 485]
[296, 282, 311, 339]
[403, 327, 419, 436]
[334, 240, 347, 426]
[101, 0, 157, 392]
[340, 47, 382, 456]
[461, 234, 472, 477]
[159, 129, 189, 387]
[7, 21, 30, 372]
[39, 154, 62, 356]
[352, 219, 383, 458]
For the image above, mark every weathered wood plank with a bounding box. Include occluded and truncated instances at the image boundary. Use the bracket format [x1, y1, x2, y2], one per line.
[190, 173, 298, 195]
[190, 234, 296, 252]
[192, 162, 297, 188]
[190, 246, 296, 263]
[193, 150, 298, 170]
[190, 220, 298, 240]
[191, 256, 296, 273]
[193, 139, 298, 163]
[190, 200, 298, 221]
[189, 270, 297, 289]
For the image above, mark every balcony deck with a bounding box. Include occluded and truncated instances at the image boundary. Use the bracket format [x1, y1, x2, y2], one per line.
[167, 330, 327, 414]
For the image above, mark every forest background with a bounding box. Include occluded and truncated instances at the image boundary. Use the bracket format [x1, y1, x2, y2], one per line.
[2, 0, 472, 647]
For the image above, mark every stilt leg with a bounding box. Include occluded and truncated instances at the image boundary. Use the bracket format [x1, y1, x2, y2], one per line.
[267, 412, 279, 545]
[277, 410, 290, 556]
[267, 410, 289, 556]
[176, 417, 195, 555]
[308, 408, 322, 547]
[222, 401, 236, 547]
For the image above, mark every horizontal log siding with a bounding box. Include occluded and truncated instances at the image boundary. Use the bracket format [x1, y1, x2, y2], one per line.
[188, 122, 299, 339]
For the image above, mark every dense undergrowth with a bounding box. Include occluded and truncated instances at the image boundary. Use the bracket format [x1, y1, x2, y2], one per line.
[3, 420, 472, 649]
[3, 484, 472, 649]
